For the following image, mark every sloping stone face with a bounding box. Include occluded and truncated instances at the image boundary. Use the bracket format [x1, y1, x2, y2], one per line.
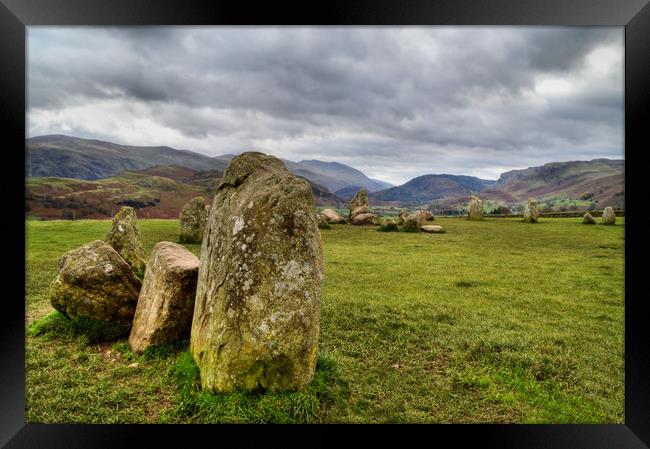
[523, 198, 539, 223]
[190, 152, 324, 393]
[179, 196, 209, 243]
[601, 207, 616, 225]
[49, 240, 141, 324]
[320, 208, 346, 224]
[402, 214, 420, 230]
[105, 206, 147, 275]
[129, 242, 199, 354]
[416, 210, 434, 222]
[398, 210, 410, 225]
[467, 195, 484, 221]
[582, 212, 596, 224]
[353, 212, 379, 225]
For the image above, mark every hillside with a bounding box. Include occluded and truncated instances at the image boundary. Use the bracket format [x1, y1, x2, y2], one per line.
[27, 135, 393, 195]
[26, 135, 231, 180]
[369, 174, 496, 205]
[26, 165, 345, 220]
[482, 159, 624, 209]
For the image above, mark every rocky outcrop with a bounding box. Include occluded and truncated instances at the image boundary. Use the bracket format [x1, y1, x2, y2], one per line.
[190, 152, 324, 392]
[179, 196, 209, 243]
[49, 240, 141, 324]
[105, 206, 147, 275]
[128, 242, 199, 354]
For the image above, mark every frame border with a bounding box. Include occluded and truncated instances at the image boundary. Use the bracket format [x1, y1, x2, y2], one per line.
[3, 0, 649, 447]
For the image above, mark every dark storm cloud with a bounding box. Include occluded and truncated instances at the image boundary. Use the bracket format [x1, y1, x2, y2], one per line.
[27, 27, 623, 184]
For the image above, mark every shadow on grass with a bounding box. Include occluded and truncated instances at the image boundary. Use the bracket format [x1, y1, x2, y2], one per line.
[161, 351, 350, 424]
[28, 310, 131, 345]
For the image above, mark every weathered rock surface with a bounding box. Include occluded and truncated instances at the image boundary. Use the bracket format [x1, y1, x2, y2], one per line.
[179, 196, 209, 243]
[353, 212, 379, 225]
[420, 225, 446, 233]
[398, 210, 409, 225]
[467, 195, 484, 221]
[49, 240, 141, 324]
[523, 198, 539, 223]
[416, 210, 434, 222]
[402, 214, 420, 230]
[601, 207, 616, 225]
[129, 242, 199, 354]
[316, 213, 330, 228]
[105, 206, 147, 275]
[320, 208, 346, 224]
[582, 212, 596, 224]
[351, 205, 372, 218]
[349, 188, 369, 218]
[190, 152, 324, 392]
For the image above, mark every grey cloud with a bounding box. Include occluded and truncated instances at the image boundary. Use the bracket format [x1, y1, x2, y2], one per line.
[27, 26, 623, 184]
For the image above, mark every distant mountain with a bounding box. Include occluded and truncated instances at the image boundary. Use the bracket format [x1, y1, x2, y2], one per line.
[297, 160, 393, 193]
[483, 158, 624, 208]
[26, 135, 231, 180]
[26, 135, 393, 195]
[369, 174, 496, 204]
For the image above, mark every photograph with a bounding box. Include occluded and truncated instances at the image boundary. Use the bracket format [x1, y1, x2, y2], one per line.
[24, 25, 626, 425]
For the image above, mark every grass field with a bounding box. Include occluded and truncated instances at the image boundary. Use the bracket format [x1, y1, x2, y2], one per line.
[25, 217, 625, 423]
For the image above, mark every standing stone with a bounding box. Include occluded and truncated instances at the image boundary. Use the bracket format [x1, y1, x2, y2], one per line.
[129, 242, 199, 354]
[601, 207, 616, 225]
[349, 188, 369, 219]
[320, 208, 346, 224]
[49, 240, 141, 324]
[416, 210, 434, 222]
[179, 196, 209, 243]
[523, 198, 539, 223]
[467, 195, 484, 221]
[380, 218, 398, 231]
[582, 212, 596, 224]
[402, 214, 420, 230]
[190, 152, 324, 392]
[105, 206, 147, 275]
[398, 209, 410, 225]
[352, 212, 379, 225]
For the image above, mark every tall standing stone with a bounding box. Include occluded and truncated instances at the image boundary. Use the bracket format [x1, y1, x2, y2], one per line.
[129, 242, 199, 353]
[49, 240, 141, 324]
[190, 152, 324, 392]
[467, 195, 484, 221]
[601, 207, 616, 225]
[179, 196, 209, 243]
[523, 198, 539, 223]
[105, 206, 147, 276]
[349, 188, 369, 219]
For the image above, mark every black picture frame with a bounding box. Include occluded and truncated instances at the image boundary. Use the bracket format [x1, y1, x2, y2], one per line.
[3, 0, 649, 447]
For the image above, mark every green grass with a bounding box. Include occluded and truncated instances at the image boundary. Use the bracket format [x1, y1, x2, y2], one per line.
[26, 217, 625, 423]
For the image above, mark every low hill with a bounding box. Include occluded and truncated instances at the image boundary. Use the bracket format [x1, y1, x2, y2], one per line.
[26, 165, 345, 220]
[369, 174, 496, 205]
[297, 160, 392, 192]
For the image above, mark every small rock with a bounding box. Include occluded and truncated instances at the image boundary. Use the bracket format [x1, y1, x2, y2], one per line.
[128, 362, 139, 368]
[582, 212, 596, 224]
[320, 208, 346, 224]
[420, 225, 445, 233]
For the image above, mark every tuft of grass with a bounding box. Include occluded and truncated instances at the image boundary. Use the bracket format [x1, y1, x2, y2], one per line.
[401, 226, 420, 233]
[161, 351, 349, 424]
[377, 224, 399, 232]
[318, 222, 332, 230]
[28, 310, 131, 344]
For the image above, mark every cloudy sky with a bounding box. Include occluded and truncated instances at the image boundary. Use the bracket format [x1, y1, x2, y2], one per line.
[27, 27, 623, 185]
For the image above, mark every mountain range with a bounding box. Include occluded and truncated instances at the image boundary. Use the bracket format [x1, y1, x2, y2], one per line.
[25, 134, 624, 219]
